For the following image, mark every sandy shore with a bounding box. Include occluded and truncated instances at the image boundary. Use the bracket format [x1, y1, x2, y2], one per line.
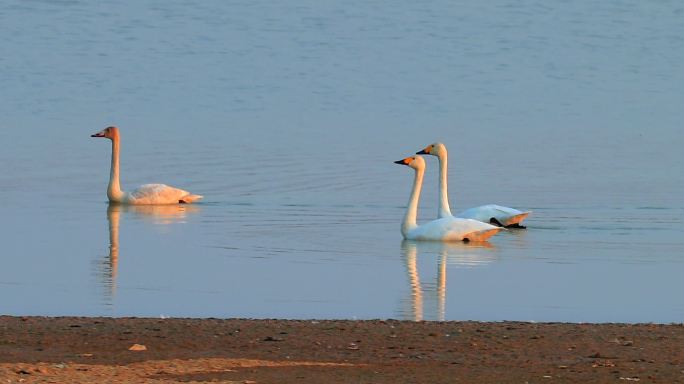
[1, 316, 683, 383]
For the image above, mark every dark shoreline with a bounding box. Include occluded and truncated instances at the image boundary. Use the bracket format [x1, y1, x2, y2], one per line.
[1, 316, 683, 383]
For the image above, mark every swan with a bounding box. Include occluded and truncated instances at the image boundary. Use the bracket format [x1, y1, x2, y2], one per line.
[394, 156, 502, 242]
[417, 142, 530, 228]
[91, 126, 203, 204]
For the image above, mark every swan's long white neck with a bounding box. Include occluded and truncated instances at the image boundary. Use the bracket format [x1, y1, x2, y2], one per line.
[107, 136, 125, 202]
[436, 150, 453, 218]
[402, 165, 424, 237]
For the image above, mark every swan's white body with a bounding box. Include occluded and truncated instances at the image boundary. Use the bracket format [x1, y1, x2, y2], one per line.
[118, 183, 202, 205]
[404, 216, 501, 242]
[396, 156, 501, 242]
[418, 143, 530, 227]
[91, 126, 203, 205]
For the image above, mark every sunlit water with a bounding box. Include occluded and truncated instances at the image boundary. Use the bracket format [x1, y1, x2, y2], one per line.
[1, 1, 683, 322]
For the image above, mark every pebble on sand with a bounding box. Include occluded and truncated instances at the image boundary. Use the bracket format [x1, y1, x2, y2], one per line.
[128, 344, 147, 351]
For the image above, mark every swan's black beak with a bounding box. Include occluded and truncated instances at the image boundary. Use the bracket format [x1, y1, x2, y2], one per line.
[394, 159, 405, 164]
[91, 132, 105, 138]
[394, 158, 411, 165]
[416, 145, 433, 155]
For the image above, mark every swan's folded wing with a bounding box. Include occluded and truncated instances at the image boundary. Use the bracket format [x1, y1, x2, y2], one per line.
[487, 205, 531, 226]
[458, 205, 516, 220]
[490, 204, 524, 215]
[457, 204, 530, 226]
[442, 217, 500, 236]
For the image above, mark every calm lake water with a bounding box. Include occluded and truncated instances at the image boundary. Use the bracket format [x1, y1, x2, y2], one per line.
[1, 0, 683, 322]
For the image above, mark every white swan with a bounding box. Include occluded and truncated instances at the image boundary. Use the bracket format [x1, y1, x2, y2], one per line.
[394, 156, 502, 242]
[91, 126, 203, 205]
[417, 142, 530, 228]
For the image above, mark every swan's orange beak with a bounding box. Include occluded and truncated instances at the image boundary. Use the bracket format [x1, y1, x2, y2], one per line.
[91, 131, 106, 138]
[394, 157, 413, 165]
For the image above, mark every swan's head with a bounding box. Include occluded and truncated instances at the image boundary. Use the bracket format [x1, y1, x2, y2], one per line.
[416, 142, 446, 157]
[91, 126, 120, 140]
[394, 155, 425, 170]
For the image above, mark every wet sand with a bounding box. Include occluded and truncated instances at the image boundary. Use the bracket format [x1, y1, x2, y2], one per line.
[1, 316, 683, 383]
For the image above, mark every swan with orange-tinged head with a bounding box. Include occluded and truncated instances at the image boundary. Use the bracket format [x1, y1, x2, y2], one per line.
[91, 126, 203, 205]
[394, 155, 501, 242]
[417, 142, 530, 228]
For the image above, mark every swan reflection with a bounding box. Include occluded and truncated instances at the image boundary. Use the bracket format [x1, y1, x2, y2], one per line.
[96, 203, 200, 304]
[400, 240, 497, 321]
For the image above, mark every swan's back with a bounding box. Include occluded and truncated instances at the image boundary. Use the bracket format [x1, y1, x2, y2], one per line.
[127, 184, 203, 204]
